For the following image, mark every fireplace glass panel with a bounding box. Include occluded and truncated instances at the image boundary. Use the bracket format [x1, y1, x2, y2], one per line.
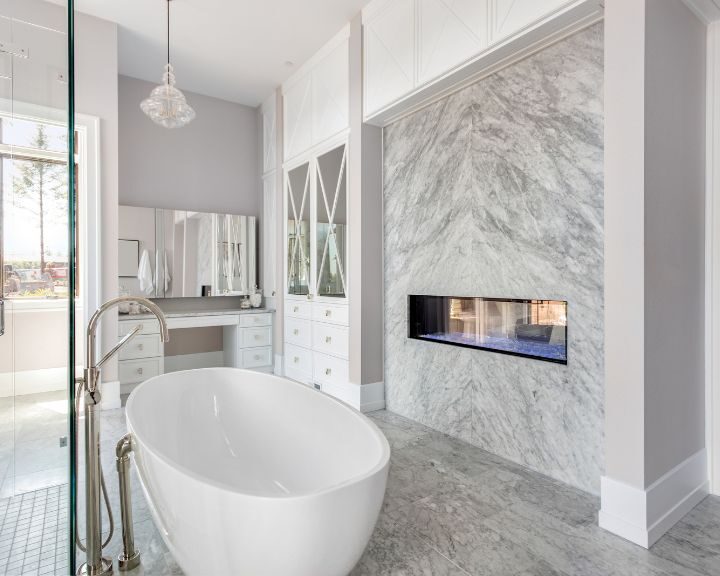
[408, 295, 567, 363]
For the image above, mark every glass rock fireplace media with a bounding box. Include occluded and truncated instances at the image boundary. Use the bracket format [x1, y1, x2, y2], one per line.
[408, 295, 567, 364]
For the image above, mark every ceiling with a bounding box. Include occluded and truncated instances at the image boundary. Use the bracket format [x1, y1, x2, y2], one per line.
[71, 0, 369, 107]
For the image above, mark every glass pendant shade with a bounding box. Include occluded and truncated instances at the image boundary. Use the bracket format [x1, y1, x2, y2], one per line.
[141, 63, 196, 128]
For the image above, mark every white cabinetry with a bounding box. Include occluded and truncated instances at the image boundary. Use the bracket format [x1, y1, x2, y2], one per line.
[490, 0, 571, 41]
[284, 138, 350, 399]
[118, 318, 164, 391]
[363, 0, 602, 124]
[261, 95, 277, 174]
[283, 27, 349, 162]
[262, 175, 276, 298]
[224, 312, 274, 373]
[418, 0, 489, 85]
[363, 0, 415, 118]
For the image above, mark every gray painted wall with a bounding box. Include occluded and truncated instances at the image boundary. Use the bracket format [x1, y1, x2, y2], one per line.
[384, 25, 604, 493]
[644, 0, 706, 486]
[118, 75, 259, 215]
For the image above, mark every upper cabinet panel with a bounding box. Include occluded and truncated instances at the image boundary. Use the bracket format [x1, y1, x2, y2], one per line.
[283, 28, 349, 162]
[491, 0, 571, 43]
[363, 0, 415, 117]
[284, 75, 313, 161]
[312, 39, 349, 147]
[262, 94, 277, 175]
[418, 0, 489, 85]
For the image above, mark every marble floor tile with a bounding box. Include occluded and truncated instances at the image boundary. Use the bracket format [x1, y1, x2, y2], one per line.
[4, 406, 713, 576]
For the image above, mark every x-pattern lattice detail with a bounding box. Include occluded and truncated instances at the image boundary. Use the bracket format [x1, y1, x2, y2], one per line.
[316, 145, 347, 295]
[287, 165, 311, 290]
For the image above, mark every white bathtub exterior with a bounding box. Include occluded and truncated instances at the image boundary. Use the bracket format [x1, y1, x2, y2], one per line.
[125, 368, 390, 576]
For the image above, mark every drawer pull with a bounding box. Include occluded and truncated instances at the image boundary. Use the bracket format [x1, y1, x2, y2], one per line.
[325, 368, 332, 376]
[325, 310, 332, 317]
[294, 356, 300, 363]
[254, 334, 262, 340]
[138, 343, 144, 351]
[325, 336, 332, 344]
[293, 329, 299, 336]
[254, 355, 261, 361]
[136, 368, 143, 375]
[293, 306, 299, 313]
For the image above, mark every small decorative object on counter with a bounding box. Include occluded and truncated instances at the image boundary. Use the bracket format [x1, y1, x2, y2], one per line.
[250, 286, 262, 308]
[118, 286, 131, 314]
[240, 296, 251, 309]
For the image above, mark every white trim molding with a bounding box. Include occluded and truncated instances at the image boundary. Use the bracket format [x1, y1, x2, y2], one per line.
[360, 381, 386, 413]
[599, 449, 709, 548]
[274, 354, 284, 376]
[707, 20, 720, 496]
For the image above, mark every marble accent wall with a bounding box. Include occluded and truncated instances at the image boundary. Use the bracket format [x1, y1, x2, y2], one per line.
[383, 24, 604, 494]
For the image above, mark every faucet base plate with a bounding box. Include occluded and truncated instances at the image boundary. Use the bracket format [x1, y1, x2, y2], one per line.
[77, 557, 113, 576]
[118, 549, 141, 572]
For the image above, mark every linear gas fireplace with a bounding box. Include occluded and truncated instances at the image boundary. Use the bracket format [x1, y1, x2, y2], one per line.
[408, 295, 567, 364]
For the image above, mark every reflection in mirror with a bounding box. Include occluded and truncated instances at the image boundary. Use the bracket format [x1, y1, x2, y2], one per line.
[118, 205, 257, 298]
[286, 162, 311, 295]
[316, 144, 347, 298]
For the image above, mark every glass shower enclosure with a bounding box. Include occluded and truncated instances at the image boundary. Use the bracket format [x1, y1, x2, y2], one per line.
[0, 0, 76, 574]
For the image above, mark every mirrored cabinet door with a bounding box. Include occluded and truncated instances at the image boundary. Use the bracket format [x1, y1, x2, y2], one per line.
[286, 161, 311, 295]
[315, 143, 347, 298]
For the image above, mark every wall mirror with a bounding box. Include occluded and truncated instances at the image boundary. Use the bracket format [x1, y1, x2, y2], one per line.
[119, 205, 257, 298]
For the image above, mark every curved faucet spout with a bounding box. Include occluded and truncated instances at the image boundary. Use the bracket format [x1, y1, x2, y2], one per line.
[86, 296, 170, 383]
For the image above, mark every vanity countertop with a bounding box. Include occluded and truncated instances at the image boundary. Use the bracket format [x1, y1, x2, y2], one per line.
[119, 308, 272, 320]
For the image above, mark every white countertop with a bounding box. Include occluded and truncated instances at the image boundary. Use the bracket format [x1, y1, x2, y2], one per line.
[119, 308, 272, 321]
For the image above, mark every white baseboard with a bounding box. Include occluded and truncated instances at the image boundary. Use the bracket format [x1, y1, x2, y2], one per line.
[0, 367, 67, 398]
[599, 449, 709, 548]
[101, 380, 121, 410]
[361, 381, 385, 413]
[274, 354, 283, 376]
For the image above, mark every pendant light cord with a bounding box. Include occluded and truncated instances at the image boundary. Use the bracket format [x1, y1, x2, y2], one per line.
[166, 0, 170, 66]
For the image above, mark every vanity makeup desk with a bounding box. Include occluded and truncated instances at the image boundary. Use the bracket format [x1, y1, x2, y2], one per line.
[117, 308, 274, 391]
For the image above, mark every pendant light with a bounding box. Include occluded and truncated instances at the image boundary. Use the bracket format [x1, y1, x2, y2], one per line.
[141, 0, 196, 128]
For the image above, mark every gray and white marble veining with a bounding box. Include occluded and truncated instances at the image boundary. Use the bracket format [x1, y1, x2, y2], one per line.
[383, 24, 605, 493]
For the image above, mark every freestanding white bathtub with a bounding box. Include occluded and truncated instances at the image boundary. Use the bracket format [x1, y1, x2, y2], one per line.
[125, 367, 390, 576]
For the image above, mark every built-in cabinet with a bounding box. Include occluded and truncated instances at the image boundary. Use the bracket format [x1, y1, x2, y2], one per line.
[283, 27, 349, 162]
[284, 139, 349, 393]
[363, 0, 603, 124]
[118, 311, 274, 392]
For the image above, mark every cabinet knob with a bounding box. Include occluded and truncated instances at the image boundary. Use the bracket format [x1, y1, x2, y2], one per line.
[293, 329, 299, 336]
[254, 334, 261, 340]
[294, 356, 299, 363]
[325, 310, 331, 317]
[325, 336, 332, 344]
[138, 343, 144, 351]
[325, 368, 332, 376]
[254, 355, 261, 361]
[293, 306, 299, 313]
[137, 368, 143, 375]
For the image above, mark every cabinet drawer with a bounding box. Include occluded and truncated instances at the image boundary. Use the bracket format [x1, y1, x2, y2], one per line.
[119, 319, 160, 337]
[285, 343, 313, 375]
[312, 323, 349, 359]
[241, 326, 272, 348]
[119, 358, 162, 385]
[285, 316, 312, 348]
[242, 346, 272, 369]
[313, 352, 349, 387]
[118, 335, 163, 361]
[286, 300, 312, 320]
[312, 302, 349, 326]
[240, 313, 272, 328]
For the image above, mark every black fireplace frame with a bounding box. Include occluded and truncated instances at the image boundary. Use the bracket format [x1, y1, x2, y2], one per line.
[407, 294, 568, 365]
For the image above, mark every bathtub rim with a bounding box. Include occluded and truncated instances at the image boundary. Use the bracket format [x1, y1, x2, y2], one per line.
[125, 367, 391, 500]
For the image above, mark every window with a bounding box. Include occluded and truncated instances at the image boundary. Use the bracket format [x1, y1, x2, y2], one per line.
[0, 114, 77, 300]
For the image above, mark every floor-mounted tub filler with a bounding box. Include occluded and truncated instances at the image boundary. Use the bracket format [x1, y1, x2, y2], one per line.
[123, 367, 391, 576]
